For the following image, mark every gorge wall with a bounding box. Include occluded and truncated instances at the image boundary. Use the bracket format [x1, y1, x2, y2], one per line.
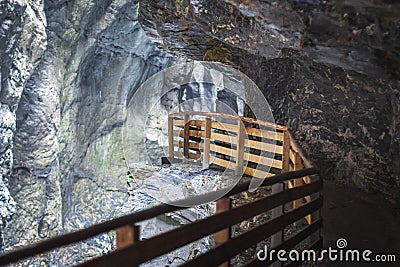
[138, 0, 400, 200]
[0, 0, 399, 265]
[1, 0, 175, 264]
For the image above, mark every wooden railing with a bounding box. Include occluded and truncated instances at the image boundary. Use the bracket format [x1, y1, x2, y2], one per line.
[168, 111, 319, 217]
[168, 111, 288, 178]
[0, 113, 322, 267]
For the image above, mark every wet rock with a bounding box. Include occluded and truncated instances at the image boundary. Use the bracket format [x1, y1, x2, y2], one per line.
[0, 0, 47, 254]
[1, 0, 175, 264]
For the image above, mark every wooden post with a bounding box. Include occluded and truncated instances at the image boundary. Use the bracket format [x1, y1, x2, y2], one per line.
[168, 116, 174, 158]
[282, 131, 290, 173]
[271, 182, 283, 267]
[305, 175, 321, 226]
[202, 117, 211, 169]
[215, 197, 231, 267]
[270, 130, 290, 266]
[183, 114, 190, 159]
[116, 224, 139, 249]
[195, 121, 201, 160]
[235, 119, 245, 176]
[293, 151, 304, 209]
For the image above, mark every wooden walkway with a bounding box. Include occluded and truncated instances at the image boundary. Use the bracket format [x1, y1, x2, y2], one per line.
[0, 112, 323, 266]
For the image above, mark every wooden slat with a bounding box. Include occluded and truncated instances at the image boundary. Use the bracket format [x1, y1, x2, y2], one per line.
[169, 112, 287, 131]
[244, 220, 323, 266]
[170, 111, 240, 121]
[173, 119, 184, 127]
[209, 143, 235, 157]
[175, 129, 204, 138]
[245, 139, 283, 155]
[245, 127, 284, 141]
[174, 119, 205, 128]
[210, 121, 237, 133]
[175, 141, 200, 150]
[243, 166, 275, 179]
[210, 131, 236, 144]
[80, 182, 322, 267]
[177, 129, 236, 144]
[244, 152, 283, 170]
[209, 155, 236, 170]
[239, 116, 288, 131]
[181, 198, 323, 267]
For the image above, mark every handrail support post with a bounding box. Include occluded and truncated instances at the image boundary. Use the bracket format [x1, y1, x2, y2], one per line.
[215, 197, 231, 267]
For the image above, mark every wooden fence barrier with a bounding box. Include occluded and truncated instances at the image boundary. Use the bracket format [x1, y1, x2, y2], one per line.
[0, 112, 322, 267]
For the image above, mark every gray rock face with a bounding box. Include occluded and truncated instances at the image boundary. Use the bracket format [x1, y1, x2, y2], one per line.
[0, 0, 174, 264]
[0, 0, 398, 265]
[138, 0, 400, 202]
[0, 0, 47, 252]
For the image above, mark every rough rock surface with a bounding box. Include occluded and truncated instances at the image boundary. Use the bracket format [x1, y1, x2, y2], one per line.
[0, 0, 398, 265]
[138, 0, 400, 201]
[0, 0, 48, 252]
[0, 0, 174, 264]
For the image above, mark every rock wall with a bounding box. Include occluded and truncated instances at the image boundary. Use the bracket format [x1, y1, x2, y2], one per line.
[138, 0, 400, 201]
[0, 0, 47, 252]
[0, 0, 399, 265]
[0, 0, 174, 264]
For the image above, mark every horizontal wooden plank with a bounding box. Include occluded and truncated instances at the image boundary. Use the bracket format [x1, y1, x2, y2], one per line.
[170, 111, 239, 121]
[244, 139, 283, 155]
[210, 121, 237, 133]
[209, 155, 236, 170]
[174, 141, 200, 150]
[245, 127, 284, 141]
[173, 119, 184, 127]
[169, 112, 287, 131]
[244, 152, 283, 170]
[210, 131, 237, 144]
[240, 116, 287, 131]
[175, 129, 205, 138]
[80, 182, 322, 267]
[173, 119, 205, 128]
[244, 166, 275, 179]
[209, 143, 235, 157]
[175, 119, 238, 133]
[181, 198, 323, 267]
